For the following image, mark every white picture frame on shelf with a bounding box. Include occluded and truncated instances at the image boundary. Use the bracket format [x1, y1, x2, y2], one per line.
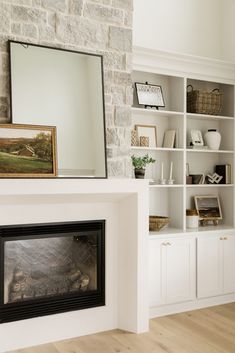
[135, 124, 157, 147]
[190, 130, 204, 146]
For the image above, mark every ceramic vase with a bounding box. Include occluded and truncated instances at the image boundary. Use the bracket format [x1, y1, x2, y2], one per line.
[134, 168, 145, 179]
[204, 129, 221, 150]
[186, 209, 199, 229]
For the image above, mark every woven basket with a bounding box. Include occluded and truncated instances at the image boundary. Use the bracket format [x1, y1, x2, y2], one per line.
[149, 216, 170, 232]
[187, 85, 223, 115]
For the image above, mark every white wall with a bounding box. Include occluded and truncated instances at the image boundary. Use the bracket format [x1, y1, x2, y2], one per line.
[222, 0, 235, 62]
[133, 0, 223, 59]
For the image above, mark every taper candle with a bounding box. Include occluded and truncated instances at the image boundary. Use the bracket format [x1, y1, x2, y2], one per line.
[161, 162, 164, 180]
[169, 161, 173, 180]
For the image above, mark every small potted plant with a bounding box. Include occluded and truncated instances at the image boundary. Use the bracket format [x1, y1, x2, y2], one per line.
[131, 154, 156, 179]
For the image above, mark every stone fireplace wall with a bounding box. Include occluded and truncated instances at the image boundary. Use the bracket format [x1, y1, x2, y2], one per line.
[0, 0, 133, 177]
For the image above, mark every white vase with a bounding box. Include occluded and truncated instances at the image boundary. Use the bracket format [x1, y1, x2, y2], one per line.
[204, 129, 221, 150]
[186, 215, 199, 229]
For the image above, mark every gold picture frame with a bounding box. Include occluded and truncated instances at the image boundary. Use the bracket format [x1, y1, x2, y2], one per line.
[0, 124, 57, 177]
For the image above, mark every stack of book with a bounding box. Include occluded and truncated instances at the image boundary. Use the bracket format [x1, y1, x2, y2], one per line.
[215, 164, 232, 184]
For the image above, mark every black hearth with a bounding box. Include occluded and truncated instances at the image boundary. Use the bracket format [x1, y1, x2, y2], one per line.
[0, 220, 105, 323]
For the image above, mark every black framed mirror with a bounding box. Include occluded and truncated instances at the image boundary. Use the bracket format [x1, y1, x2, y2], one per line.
[9, 41, 107, 178]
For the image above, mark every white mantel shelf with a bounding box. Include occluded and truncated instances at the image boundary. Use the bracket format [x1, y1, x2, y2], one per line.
[0, 178, 149, 353]
[0, 178, 148, 197]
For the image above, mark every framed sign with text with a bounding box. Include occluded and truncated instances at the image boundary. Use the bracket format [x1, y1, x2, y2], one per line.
[135, 82, 165, 109]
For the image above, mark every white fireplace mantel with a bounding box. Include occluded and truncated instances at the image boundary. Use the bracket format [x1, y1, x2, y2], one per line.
[0, 179, 149, 353]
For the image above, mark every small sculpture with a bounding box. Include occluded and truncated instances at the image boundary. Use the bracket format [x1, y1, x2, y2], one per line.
[206, 173, 223, 184]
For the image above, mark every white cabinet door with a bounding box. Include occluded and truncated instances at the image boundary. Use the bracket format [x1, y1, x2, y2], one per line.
[223, 235, 235, 294]
[165, 238, 196, 304]
[197, 236, 223, 299]
[149, 237, 196, 307]
[148, 239, 164, 307]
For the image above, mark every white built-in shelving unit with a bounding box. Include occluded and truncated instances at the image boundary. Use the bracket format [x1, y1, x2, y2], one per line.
[132, 47, 235, 318]
[132, 48, 235, 235]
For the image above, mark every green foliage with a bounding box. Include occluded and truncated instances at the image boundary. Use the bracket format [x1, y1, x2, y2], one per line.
[32, 132, 52, 161]
[0, 152, 53, 173]
[131, 154, 156, 169]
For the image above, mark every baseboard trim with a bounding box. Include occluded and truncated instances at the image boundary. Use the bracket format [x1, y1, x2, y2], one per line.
[150, 293, 235, 318]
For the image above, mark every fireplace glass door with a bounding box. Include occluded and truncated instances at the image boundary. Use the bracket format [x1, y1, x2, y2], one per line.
[4, 233, 98, 304]
[0, 221, 105, 323]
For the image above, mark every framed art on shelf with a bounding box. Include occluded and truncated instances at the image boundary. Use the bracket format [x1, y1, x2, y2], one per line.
[190, 130, 204, 146]
[135, 124, 157, 148]
[0, 124, 57, 177]
[163, 130, 176, 148]
[194, 195, 222, 221]
[135, 82, 165, 109]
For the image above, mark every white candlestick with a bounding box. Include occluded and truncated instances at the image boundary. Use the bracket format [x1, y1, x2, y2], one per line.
[169, 162, 173, 180]
[161, 162, 164, 180]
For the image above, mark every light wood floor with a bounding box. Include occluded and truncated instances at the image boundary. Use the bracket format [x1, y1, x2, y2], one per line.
[8, 303, 235, 353]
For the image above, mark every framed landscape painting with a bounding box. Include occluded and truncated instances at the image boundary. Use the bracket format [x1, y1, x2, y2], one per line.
[0, 124, 57, 177]
[194, 195, 222, 220]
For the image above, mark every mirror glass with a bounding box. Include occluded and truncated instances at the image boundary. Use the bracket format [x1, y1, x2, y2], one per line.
[9, 41, 107, 178]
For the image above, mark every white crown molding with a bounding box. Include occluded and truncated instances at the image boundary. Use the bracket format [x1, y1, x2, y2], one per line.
[133, 46, 235, 84]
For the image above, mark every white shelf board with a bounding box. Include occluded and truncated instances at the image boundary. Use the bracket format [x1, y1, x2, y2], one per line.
[186, 148, 234, 154]
[149, 225, 235, 237]
[186, 225, 235, 234]
[131, 146, 183, 152]
[186, 184, 234, 188]
[149, 228, 184, 237]
[149, 184, 183, 188]
[132, 107, 184, 117]
[187, 112, 234, 121]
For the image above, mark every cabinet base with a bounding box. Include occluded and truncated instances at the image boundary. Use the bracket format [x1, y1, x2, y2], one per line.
[150, 293, 235, 318]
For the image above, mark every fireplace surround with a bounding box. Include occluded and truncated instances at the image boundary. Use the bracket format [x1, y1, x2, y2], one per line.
[0, 220, 105, 324]
[0, 179, 149, 353]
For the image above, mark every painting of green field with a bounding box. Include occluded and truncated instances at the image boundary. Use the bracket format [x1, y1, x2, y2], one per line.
[0, 152, 53, 173]
[0, 124, 56, 176]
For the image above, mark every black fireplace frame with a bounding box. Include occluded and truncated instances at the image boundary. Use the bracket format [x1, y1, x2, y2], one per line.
[0, 220, 105, 324]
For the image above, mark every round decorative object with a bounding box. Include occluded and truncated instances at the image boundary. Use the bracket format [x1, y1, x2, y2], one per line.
[140, 136, 149, 147]
[134, 168, 145, 179]
[131, 130, 138, 146]
[204, 129, 221, 150]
